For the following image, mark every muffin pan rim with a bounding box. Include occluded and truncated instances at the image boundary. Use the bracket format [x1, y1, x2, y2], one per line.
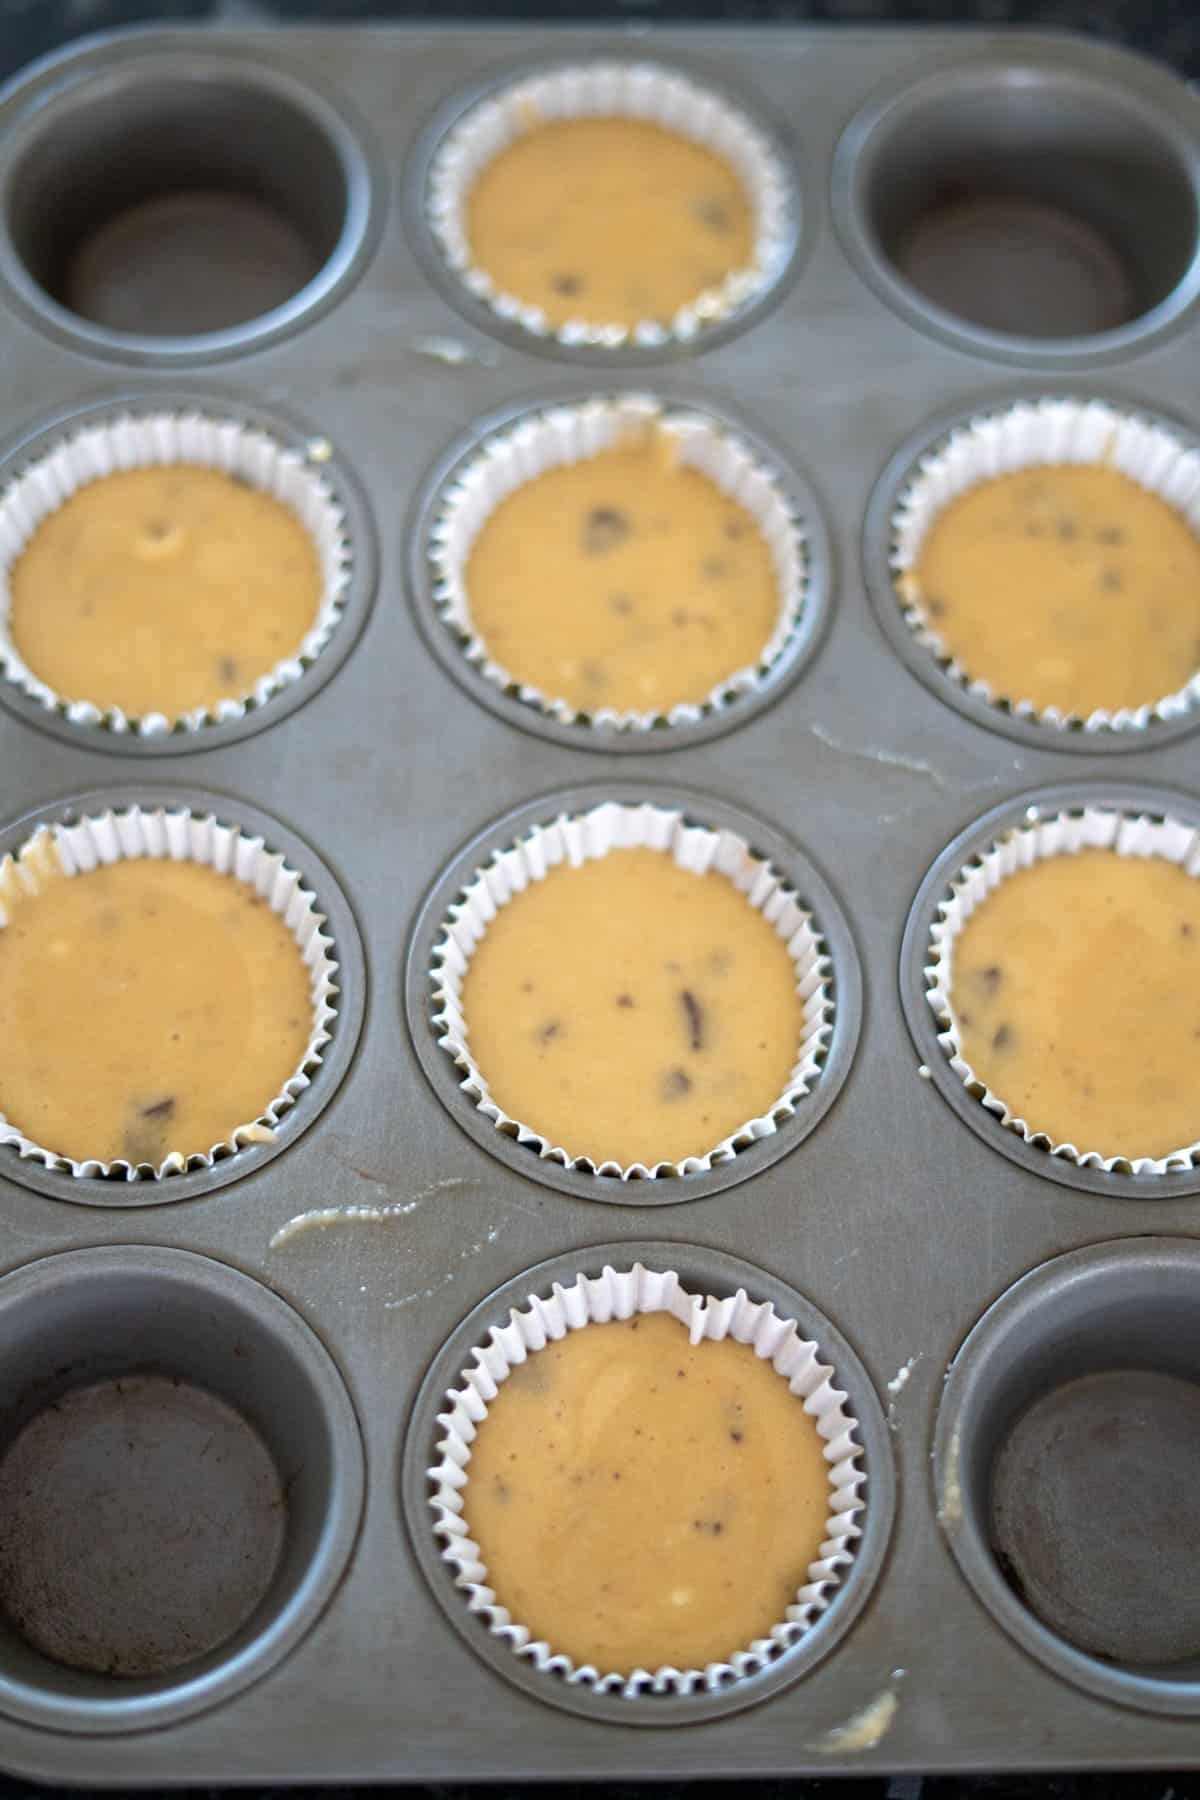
[830, 40, 1200, 370]
[0, 1241, 366, 1736]
[401, 1238, 896, 1727]
[405, 385, 834, 753]
[402, 48, 810, 367]
[863, 385, 1200, 754]
[404, 780, 863, 1205]
[900, 777, 1200, 1198]
[0, 390, 380, 756]
[0, 39, 385, 367]
[0, 782, 367, 1207]
[933, 1234, 1200, 1717]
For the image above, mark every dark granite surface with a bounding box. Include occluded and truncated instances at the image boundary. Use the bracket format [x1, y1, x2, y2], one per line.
[1, 0, 1199, 1790]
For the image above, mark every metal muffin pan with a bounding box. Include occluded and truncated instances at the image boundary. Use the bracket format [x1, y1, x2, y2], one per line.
[1, 16, 1200, 1784]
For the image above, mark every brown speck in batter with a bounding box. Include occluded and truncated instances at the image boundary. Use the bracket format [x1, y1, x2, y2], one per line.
[681, 988, 705, 1051]
[616, 993, 634, 1008]
[140, 1096, 176, 1121]
[536, 1019, 562, 1044]
[661, 1066, 693, 1099]
[609, 592, 635, 616]
[977, 964, 1004, 994]
[992, 1023, 1014, 1051]
[1182, 921, 1195, 939]
[1097, 525, 1125, 545]
[549, 272, 583, 297]
[1099, 569, 1123, 593]
[692, 195, 732, 233]
[582, 507, 632, 555]
[701, 555, 730, 579]
[217, 654, 238, 683]
[1057, 519, 1078, 542]
[926, 597, 947, 619]
[724, 518, 746, 540]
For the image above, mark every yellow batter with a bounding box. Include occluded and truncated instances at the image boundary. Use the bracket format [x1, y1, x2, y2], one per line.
[464, 1312, 830, 1673]
[10, 466, 322, 719]
[0, 856, 312, 1167]
[951, 848, 1200, 1158]
[466, 433, 779, 714]
[460, 846, 803, 1168]
[905, 465, 1200, 717]
[465, 116, 755, 330]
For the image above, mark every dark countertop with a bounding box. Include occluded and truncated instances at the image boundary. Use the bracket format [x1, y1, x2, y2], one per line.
[0, 1, 1198, 1794]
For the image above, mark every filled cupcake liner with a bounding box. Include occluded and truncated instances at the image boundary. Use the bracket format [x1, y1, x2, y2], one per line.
[429, 394, 808, 732]
[889, 397, 1200, 734]
[0, 410, 352, 737]
[926, 804, 1200, 1174]
[428, 1260, 865, 1698]
[0, 805, 338, 1180]
[427, 61, 794, 348]
[431, 798, 833, 1180]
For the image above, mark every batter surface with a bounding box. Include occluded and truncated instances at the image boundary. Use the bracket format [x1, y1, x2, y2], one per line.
[460, 846, 803, 1168]
[465, 116, 754, 330]
[464, 1312, 831, 1673]
[905, 465, 1200, 717]
[10, 466, 322, 719]
[0, 855, 312, 1166]
[950, 848, 1200, 1157]
[465, 433, 780, 713]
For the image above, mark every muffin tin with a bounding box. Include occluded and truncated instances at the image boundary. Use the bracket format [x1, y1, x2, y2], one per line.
[1, 16, 1200, 1783]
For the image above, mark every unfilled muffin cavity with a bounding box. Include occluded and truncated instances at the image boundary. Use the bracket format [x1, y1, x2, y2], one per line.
[464, 430, 780, 714]
[949, 847, 1200, 1159]
[462, 1311, 830, 1674]
[464, 116, 755, 330]
[0, 854, 312, 1167]
[903, 464, 1200, 719]
[9, 465, 322, 720]
[458, 845, 803, 1169]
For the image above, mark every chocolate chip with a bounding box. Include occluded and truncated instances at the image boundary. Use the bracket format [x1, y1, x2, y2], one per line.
[681, 988, 705, 1051]
[671, 608, 689, 627]
[661, 1067, 692, 1099]
[1182, 922, 1195, 939]
[140, 1096, 176, 1120]
[977, 964, 1004, 994]
[550, 272, 582, 296]
[145, 519, 171, 541]
[692, 196, 732, 233]
[730, 1428, 744, 1444]
[616, 993, 634, 1008]
[992, 1023, 1013, 1051]
[537, 1020, 562, 1044]
[582, 507, 631, 555]
[217, 655, 238, 682]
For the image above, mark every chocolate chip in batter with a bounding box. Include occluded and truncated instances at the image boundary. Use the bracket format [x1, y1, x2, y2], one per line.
[692, 196, 732, 233]
[144, 519, 171, 541]
[536, 1019, 563, 1044]
[925, 596, 948, 620]
[975, 964, 1004, 994]
[217, 655, 239, 683]
[550, 272, 583, 296]
[724, 518, 747, 541]
[580, 660, 609, 689]
[661, 1066, 692, 1099]
[582, 507, 632, 555]
[680, 988, 705, 1051]
[616, 993, 634, 1008]
[140, 1096, 176, 1121]
[1182, 921, 1195, 939]
[991, 1023, 1014, 1051]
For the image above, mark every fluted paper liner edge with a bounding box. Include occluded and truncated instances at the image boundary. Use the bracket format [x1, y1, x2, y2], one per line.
[427, 60, 793, 348]
[927, 803, 1200, 1172]
[0, 410, 351, 737]
[428, 1260, 865, 1696]
[890, 397, 1200, 735]
[0, 805, 338, 1180]
[430, 395, 808, 732]
[431, 799, 833, 1179]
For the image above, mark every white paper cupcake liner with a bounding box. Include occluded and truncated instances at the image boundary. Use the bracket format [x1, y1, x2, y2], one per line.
[0, 410, 351, 737]
[430, 395, 807, 732]
[427, 61, 794, 348]
[431, 799, 833, 1179]
[890, 397, 1200, 734]
[927, 804, 1200, 1173]
[0, 805, 338, 1180]
[429, 1260, 865, 1697]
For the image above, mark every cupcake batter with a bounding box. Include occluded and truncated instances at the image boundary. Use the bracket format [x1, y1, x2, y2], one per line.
[459, 846, 803, 1168]
[0, 854, 312, 1167]
[904, 465, 1200, 718]
[464, 1311, 830, 1674]
[950, 847, 1200, 1158]
[465, 116, 755, 330]
[465, 431, 780, 714]
[9, 466, 322, 719]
